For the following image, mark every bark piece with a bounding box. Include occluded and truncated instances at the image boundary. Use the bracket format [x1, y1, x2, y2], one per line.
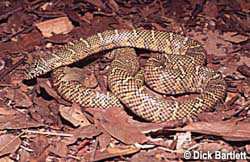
[99, 107, 148, 144]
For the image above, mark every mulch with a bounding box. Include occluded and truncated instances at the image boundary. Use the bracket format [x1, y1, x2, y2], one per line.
[0, 0, 249, 162]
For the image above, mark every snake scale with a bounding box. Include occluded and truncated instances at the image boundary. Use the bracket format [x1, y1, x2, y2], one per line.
[24, 29, 227, 122]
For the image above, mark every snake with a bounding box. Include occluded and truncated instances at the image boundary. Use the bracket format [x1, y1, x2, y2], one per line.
[24, 29, 227, 122]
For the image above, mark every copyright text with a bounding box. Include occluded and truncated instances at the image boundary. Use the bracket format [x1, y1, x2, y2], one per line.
[183, 150, 247, 160]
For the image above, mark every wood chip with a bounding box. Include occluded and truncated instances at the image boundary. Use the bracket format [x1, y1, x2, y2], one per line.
[35, 17, 74, 38]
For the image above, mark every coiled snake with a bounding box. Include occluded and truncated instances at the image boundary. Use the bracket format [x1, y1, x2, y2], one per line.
[24, 29, 226, 122]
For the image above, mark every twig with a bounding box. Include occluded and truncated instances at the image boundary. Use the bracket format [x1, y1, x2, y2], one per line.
[0, 7, 22, 21]
[20, 145, 34, 152]
[67, 155, 81, 161]
[93, 11, 116, 17]
[23, 130, 73, 137]
[90, 139, 99, 162]
[0, 26, 33, 43]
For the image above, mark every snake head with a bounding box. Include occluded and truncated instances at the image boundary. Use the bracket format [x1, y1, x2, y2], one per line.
[23, 58, 52, 80]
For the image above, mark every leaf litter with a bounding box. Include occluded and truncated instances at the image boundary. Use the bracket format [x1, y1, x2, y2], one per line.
[0, 0, 249, 161]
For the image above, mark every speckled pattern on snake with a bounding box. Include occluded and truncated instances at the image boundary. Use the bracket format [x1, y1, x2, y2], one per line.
[24, 29, 227, 122]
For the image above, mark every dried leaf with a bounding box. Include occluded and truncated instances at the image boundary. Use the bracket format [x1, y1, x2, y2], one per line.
[114, 17, 134, 29]
[85, 0, 105, 9]
[129, 119, 181, 134]
[49, 141, 68, 157]
[29, 135, 49, 157]
[0, 156, 14, 162]
[172, 121, 250, 141]
[19, 149, 31, 162]
[237, 64, 250, 77]
[221, 32, 248, 43]
[0, 103, 16, 116]
[239, 0, 250, 12]
[60, 66, 98, 88]
[188, 30, 231, 57]
[38, 81, 62, 100]
[99, 107, 148, 144]
[4, 87, 32, 108]
[83, 145, 140, 162]
[0, 134, 21, 156]
[81, 12, 93, 24]
[59, 104, 91, 127]
[130, 149, 177, 162]
[0, 113, 44, 130]
[107, 0, 119, 12]
[203, 1, 219, 18]
[35, 17, 74, 37]
[60, 67, 86, 82]
[139, 5, 159, 18]
[29, 146, 49, 162]
[237, 56, 250, 67]
[18, 30, 42, 50]
[64, 125, 101, 145]
[197, 111, 232, 122]
[98, 132, 112, 150]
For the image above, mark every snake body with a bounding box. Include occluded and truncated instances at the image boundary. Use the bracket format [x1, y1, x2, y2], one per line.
[25, 29, 226, 122]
